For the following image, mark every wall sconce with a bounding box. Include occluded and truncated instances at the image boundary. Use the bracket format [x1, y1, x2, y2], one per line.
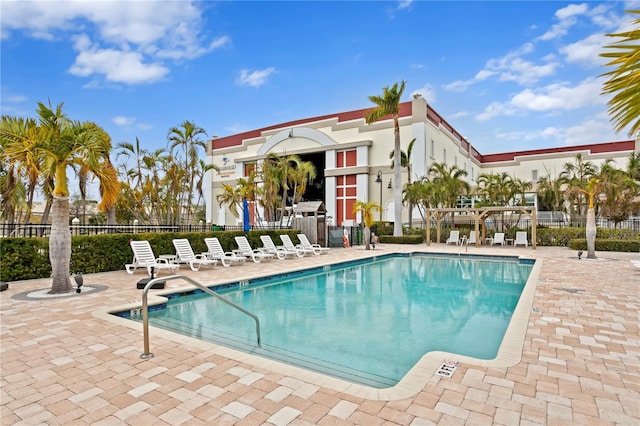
[289, 128, 294, 138]
[387, 179, 392, 189]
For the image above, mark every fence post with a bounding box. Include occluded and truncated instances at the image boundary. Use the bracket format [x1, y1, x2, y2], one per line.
[71, 217, 80, 236]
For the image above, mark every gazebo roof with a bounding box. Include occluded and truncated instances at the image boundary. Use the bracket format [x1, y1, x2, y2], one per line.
[293, 201, 326, 213]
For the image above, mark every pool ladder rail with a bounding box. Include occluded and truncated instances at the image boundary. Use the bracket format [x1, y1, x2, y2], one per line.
[140, 275, 262, 359]
[458, 235, 468, 255]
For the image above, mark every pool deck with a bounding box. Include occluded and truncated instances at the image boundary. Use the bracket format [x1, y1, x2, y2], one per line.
[1, 243, 639, 425]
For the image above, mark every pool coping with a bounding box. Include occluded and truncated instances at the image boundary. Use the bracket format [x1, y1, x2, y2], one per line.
[93, 252, 542, 401]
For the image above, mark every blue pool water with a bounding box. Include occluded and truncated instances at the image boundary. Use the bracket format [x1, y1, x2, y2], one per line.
[126, 253, 533, 387]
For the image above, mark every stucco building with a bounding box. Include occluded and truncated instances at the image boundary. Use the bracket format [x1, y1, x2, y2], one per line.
[206, 95, 638, 227]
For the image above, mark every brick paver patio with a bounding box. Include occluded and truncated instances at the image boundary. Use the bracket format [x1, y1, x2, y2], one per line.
[1, 244, 638, 425]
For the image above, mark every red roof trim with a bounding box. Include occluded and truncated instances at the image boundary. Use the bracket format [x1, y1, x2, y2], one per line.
[481, 140, 635, 163]
[212, 102, 415, 150]
[211, 102, 634, 164]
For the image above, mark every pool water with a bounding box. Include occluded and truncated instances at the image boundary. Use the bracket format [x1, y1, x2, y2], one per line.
[136, 254, 533, 387]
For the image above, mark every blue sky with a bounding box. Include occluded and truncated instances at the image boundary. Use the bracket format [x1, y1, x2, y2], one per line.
[2, 0, 638, 159]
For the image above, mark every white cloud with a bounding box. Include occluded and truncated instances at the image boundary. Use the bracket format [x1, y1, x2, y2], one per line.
[559, 33, 608, 68]
[556, 3, 589, 20]
[511, 78, 605, 111]
[236, 68, 276, 87]
[397, 0, 413, 11]
[1, 1, 228, 85]
[69, 39, 169, 85]
[563, 119, 619, 145]
[112, 116, 136, 126]
[476, 77, 605, 122]
[537, 3, 588, 41]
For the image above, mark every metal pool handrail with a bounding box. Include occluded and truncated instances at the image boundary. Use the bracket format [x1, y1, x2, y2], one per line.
[140, 275, 261, 359]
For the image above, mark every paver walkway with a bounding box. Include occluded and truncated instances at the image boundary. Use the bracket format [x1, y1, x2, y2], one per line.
[1, 244, 638, 425]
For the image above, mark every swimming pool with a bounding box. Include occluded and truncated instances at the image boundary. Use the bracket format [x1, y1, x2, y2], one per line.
[119, 253, 535, 388]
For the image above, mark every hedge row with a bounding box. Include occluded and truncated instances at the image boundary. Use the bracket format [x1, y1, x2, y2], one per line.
[568, 238, 640, 252]
[0, 230, 300, 283]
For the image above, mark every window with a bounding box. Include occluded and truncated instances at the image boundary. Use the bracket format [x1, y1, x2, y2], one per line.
[532, 169, 538, 181]
[443, 148, 447, 163]
[336, 149, 357, 168]
[454, 156, 457, 167]
[430, 140, 435, 158]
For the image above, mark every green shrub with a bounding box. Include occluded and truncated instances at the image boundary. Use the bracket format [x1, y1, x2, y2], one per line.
[568, 238, 640, 252]
[0, 229, 301, 282]
[378, 235, 424, 244]
[536, 227, 640, 247]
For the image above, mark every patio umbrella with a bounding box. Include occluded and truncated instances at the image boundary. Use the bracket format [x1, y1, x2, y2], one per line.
[243, 198, 251, 232]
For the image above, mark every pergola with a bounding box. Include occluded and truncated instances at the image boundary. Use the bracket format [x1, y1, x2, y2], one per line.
[424, 206, 537, 249]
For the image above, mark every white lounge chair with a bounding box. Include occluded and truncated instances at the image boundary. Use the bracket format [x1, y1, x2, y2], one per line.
[172, 239, 217, 271]
[204, 237, 246, 267]
[468, 231, 478, 245]
[234, 236, 275, 263]
[125, 240, 179, 276]
[280, 234, 315, 256]
[297, 233, 329, 255]
[446, 230, 460, 245]
[260, 235, 302, 259]
[491, 232, 506, 246]
[513, 231, 528, 247]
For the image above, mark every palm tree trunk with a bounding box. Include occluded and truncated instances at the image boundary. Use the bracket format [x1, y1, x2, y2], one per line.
[48, 195, 74, 294]
[586, 207, 597, 259]
[393, 133, 402, 237]
[363, 226, 371, 250]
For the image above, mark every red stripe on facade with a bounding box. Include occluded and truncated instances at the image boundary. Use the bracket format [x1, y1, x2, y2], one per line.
[481, 140, 635, 163]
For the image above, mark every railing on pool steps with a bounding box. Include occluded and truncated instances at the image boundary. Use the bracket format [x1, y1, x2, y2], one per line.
[140, 275, 262, 359]
[458, 235, 468, 255]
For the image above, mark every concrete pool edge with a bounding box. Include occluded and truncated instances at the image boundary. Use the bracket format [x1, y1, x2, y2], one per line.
[94, 252, 542, 401]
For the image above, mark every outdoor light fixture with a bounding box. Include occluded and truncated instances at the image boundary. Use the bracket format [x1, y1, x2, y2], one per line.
[375, 171, 383, 221]
[577, 250, 583, 260]
[289, 128, 294, 138]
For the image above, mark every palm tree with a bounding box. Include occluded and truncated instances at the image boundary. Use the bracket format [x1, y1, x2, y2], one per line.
[598, 159, 640, 226]
[366, 80, 406, 237]
[168, 120, 207, 224]
[116, 136, 147, 189]
[600, 9, 640, 137]
[627, 151, 640, 181]
[566, 177, 607, 259]
[290, 160, 317, 204]
[536, 172, 565, 213]
[353, 200, 381, 250]
[561, 153, 597, 224]
[429, 162, 470, 226]
[390, 137, 416, 227]
[2, 101, 118, 294]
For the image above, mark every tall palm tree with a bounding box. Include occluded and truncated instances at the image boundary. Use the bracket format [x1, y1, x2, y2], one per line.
[116, 136, 147, 189]
[168, 120, 207, 224]
[366, 80, 406, 237]
[390, 137, 416, 226]
[600, 9, 640, 137]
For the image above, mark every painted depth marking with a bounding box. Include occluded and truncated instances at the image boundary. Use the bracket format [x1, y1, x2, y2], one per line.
[435, 360, 460, 377]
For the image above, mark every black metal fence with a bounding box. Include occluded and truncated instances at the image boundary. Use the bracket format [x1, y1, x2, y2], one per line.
[407, 217, 640, 232]
[0, 223, 293, 238]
